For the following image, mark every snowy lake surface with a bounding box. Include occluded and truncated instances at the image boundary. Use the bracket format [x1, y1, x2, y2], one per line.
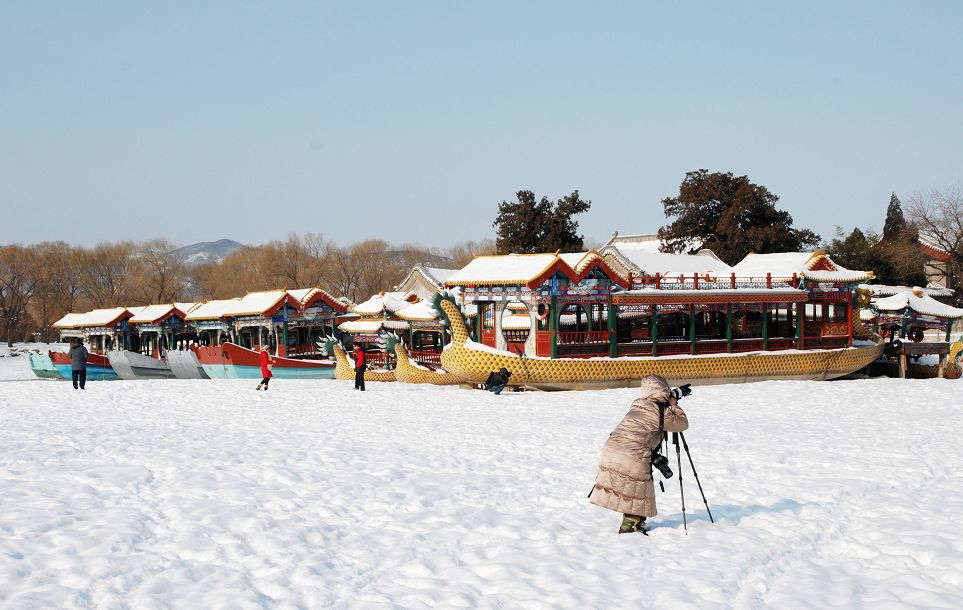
[1, 354, 962, 608]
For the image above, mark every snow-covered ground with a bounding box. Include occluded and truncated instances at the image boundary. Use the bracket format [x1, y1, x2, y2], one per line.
[1, 356, 962, 609]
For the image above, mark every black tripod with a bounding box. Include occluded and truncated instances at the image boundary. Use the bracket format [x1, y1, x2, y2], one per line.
[670, 431, 714, 534]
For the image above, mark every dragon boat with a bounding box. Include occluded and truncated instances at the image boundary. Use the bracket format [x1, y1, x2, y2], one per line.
[385, 333, 461, 385]
[433, 251, 886, 391]
[322, 337, 396, 383]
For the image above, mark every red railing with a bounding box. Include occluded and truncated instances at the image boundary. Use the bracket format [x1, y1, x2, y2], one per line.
[410, 349, 441, 364]
[618, 342, 654, 356]
[766, 338, 796, 351]
[731, 339, 764, 353]
[655, 342, 690, 355]
[557, 330, 609, 344]
[693, 340, 728, 354]
[363, 351, 396, 369]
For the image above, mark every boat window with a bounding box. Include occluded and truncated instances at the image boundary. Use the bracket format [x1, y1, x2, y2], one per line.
[501, 301, 530, 346]
[694, 305, 727, 340]
[731, 305, 764, 339]
[656, 309, 689, 341]
[616, 305, 651, 343]
[767, 303, 797, 338]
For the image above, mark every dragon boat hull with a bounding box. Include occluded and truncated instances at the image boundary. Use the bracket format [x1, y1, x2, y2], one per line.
[28, 352, 63, 379]
[436, 297, 885, 391]
[195, 343, 336, 379]
[329, 343, 396, 382]
[49, 351, 119, 381]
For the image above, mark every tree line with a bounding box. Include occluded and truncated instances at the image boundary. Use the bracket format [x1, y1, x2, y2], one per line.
[0, 236, 495, 345]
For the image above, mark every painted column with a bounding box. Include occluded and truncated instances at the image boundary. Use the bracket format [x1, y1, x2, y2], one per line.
[494, 301, 507, 351]
[689, 304, 696, 355]
[608, 299, 617, 358]
[762, 303, 769, 351]
[524, 301, 537, 356]
[946, 319, 954, 342]
[726, 303, 733, 353]
[652, 306, 659, 357]
[550, 295, 558, 359]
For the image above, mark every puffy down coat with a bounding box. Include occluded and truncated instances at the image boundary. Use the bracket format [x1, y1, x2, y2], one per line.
[590, 375, 689, 517]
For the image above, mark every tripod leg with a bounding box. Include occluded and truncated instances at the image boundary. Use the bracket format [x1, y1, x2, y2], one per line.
[673, 433, 687, 534]
[679, 432, 714, 524]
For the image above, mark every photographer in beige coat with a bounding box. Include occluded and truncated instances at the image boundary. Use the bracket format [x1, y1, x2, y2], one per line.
[590, 375, 689, 534]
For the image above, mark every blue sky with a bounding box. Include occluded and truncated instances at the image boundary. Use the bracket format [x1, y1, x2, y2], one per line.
[1, 1, 960, 249]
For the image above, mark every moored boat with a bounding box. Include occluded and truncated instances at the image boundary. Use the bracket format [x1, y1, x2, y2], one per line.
[195, 342, 336, 379]
[436, 250, 885, 390]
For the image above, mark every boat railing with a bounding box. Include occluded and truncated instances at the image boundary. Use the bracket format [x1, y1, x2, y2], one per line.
[557, 330, 609, 344]
[410, 349, 441, 364]
[365, 351, 396, 370]
[629, 272, 799, 291]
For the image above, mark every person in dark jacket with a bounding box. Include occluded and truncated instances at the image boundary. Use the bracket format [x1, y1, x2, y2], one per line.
[353, 344, 366, 391]
[485, 367, 512, 395]
[69, 338, 88, 390]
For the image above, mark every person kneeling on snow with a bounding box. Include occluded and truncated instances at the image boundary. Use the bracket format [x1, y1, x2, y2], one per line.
[589, 375, 688, 534]
[485, 368, 512, 394]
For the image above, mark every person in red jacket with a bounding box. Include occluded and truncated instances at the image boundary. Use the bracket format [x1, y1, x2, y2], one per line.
[353, 344, 366, 391]
[256, 344, 273, 390]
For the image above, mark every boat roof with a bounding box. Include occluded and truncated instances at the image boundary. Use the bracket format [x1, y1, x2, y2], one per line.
[128, 304, 188, 324]
[229, 290, 300, 317]
[352, 291, 416, 316]
[875, 288, 963, 319]
[601, 243, 733, 276]
[859, 283, 955, 298]
[732, 251, 872, 282]
[395, 299, 439, 322]
[445, 251, 626, 287]
[53, 307, 131, 328]
[185, 298, 243, 321]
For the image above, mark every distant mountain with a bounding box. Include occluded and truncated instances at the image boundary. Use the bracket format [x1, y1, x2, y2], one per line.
[173, 239, 246, 265]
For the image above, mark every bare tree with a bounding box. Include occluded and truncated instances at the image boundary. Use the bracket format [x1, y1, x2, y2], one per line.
[0, 245, 37, 345]
[28, 242, 87, 341]
[132, 238, 190, 304]
[79, 242, 140, 307]
[907, 185, 963, 304]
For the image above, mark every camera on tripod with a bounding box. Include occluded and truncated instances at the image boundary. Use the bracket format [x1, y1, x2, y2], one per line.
[669, 384, 692, 400]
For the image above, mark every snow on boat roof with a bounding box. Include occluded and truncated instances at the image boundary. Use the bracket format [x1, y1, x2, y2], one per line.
[874, 288, 963, 319]
[446, 253, 560, 286]
[230, 290, 295, 316]
[732, 251, 872, 282]
[395, 300, 439, 321]
[604, 244, 733, 276]
[185, 299, 242, 321]
[129, 304, 185, 324]
[175, 302, 201, 314]
[54, 307, 131, 328]
[859, 284, 955, 298]
[52, 312, 89, 328]
[286, 288, 317, 304]
[352, 292, 413, 316]
[424, 267, 456, 284]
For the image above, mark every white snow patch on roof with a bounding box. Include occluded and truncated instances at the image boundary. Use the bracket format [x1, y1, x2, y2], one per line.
[875, 289, 963, 319]
[446, 254, 559, 285]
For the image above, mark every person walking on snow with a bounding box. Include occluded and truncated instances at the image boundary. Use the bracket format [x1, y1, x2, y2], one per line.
[256, 344, 273, 390]
[353, 344, 366, 391]
[69, 338, 88, 390]
[589, 375, 689, 534]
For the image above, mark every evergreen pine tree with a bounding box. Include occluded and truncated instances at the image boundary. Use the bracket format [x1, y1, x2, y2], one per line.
[882, 193, 908, 242]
